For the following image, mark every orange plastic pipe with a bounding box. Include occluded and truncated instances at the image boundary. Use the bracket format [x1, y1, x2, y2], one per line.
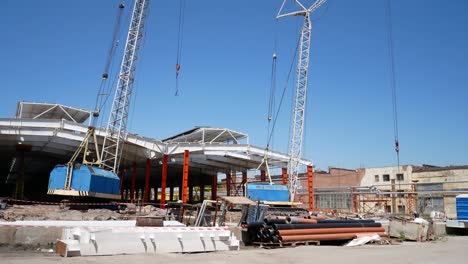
[309, 216, 327, 220]
[278, 227, 385, 236]
[280, 232, 386, 242]
[281, 233, 357, 242]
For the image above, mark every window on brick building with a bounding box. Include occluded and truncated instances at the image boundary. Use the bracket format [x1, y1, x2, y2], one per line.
[383, 174, 390, 181]
[385, 205, 392, 213]
[397, 190, 404, 198]
[374, 175, 379, 182]
[398, 205, 406, 214]
[397, 173, 404, 181]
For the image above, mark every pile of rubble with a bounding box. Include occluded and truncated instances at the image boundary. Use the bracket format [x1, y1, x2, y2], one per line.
[0, 204, 166, 222]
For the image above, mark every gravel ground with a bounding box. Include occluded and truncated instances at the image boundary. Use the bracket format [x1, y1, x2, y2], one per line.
[1, 236, 467, 264]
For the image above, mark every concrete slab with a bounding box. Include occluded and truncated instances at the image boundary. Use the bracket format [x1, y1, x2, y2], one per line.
[389, 219, 427, 241]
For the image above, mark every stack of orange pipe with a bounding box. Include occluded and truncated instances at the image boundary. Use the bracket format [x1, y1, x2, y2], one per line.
[278, 227, 386, 242]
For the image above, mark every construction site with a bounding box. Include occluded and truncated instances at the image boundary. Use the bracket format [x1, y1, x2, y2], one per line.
[1, 0, 468, 262]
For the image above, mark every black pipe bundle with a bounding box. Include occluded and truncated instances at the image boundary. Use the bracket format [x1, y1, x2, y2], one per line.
[263, 218, 288, 225]
[246, 218, 382, 244]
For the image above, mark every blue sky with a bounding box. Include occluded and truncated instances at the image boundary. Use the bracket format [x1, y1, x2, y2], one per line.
[1, 0, 467, 170]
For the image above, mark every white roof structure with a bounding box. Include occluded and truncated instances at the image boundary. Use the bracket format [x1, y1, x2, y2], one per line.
[16, 102, 92, 124]
[163, 127, 248, 144]
[0, 102, 313, 183]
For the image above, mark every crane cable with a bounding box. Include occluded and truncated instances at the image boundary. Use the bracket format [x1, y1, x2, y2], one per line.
[93, 2, 126, 125]
[385, 0, 400, 168]
[385, 0, 403, 202]
[267, 19, 279, 150]
[175, 0, 186, 96]
[267, 34, 301, 149]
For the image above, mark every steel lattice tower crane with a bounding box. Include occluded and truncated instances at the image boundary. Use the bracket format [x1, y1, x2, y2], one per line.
[277, 0, 326, 202]
[101, 0, 150, 173]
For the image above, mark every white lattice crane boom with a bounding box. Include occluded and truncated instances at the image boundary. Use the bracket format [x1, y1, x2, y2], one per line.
[101, 0, 150, 173]
[277, 0, 326, 202]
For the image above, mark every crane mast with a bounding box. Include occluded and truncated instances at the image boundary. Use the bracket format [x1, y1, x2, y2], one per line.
[101, 0, 150, 173]
[277, 0, 326, 201]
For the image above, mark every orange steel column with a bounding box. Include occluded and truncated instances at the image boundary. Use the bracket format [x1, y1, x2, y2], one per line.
[307, 165, 315, 211]
[130, 162, 137, 203]
[160, 154, 168, 209]
[242, 171, 247, 196]
[143, 159, 151, 204]
[260, 170, 266, 182]
[181, 150, 190, 203]
[226, 171, 231, 196]
[282, 168, 288, 185]
[211, 174, 218, 200]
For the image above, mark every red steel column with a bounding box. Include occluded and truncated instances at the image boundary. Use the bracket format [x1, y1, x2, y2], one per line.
[211, 174, 218, 200]
[226, 171, 231, 196]
[181, 150, 190, 203]
[282, 168, 288, 185]
[260, 170, 266, 182]
[130, 162, 137, 203]
[143, 159, 151, 204]
[160, 154, 168, 209]
[242, 171, 247, 196]
[307, 165, 315, 211]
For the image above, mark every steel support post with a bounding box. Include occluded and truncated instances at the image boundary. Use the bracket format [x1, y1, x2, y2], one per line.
[226, 171, 231, 196]
[211, 174, 218, 200]
[282, 167, 288, 185]
[144, 159, 151, 204]
[120, 166, 126, 201]
[242, 171, 247, 196]
[169, 182, 174, 201]
[391, 179, 396, 213]
[200, 182, 205, 202]
[231, 170, 237, 195]
[352, 190, 358, 213]
[130, 162, 137, 202]
[307, 165, 314, 211]
[260, 170, 266, 182]
[160, 154, 168, 208]
[181, 150, 190, 203]
[189, 183, 193, 203]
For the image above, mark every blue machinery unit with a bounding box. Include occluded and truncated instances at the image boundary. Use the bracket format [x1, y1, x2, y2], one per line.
[47, 164, 120, 199]
[456, 194, 468, 221]
[246, 183, 289, 203]
[47, 127, 121, 200]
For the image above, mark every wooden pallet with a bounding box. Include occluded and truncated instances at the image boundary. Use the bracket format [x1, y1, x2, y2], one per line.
[254, 240, 320, 248]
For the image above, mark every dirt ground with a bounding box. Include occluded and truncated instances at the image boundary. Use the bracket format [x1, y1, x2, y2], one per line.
[1, 236, 467, 264]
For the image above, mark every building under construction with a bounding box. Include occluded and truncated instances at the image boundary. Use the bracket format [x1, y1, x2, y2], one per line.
[0, 101, 312, 205]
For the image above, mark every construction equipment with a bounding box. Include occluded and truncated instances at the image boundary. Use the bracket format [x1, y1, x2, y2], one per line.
[48, 0, 150, 199]
[277, 0, 326, 202]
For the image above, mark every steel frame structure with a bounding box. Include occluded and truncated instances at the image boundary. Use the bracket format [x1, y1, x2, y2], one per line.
[277, 0, 326, 201]
[101, 0, 150, 173]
